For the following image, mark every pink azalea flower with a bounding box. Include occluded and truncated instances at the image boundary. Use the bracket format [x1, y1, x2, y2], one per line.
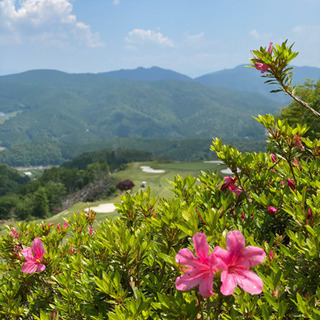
[287, 178, 295, 190]
[9, 227, 19, 239]
[21, 238, 46, 274]
[268, 206, 278, 214]
[221, 176, 242, 196]
[251, 42, 273, 73]
[213, 230, 266, 295]
[175, 233, 226, 297]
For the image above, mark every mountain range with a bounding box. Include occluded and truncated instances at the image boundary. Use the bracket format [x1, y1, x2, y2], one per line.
[101, 65, 320, 103]
[0, 65, 319, 166]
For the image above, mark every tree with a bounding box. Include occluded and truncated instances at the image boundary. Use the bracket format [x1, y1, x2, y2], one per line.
[33, 187, 49, 218]
[116, 179, 135, 191]
[278, 79, 320, 140]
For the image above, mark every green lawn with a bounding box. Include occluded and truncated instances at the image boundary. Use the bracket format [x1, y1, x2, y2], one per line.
[0, 160, 226, 234]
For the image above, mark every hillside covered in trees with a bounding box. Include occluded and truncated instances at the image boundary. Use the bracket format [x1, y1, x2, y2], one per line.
[0, 148, 154, 221]
[0, 68, 281, 166]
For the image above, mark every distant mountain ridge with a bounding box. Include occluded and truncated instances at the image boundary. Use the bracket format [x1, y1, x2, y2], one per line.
[101, 66, 192, 82]
[0, 69, 278, 143]
[195, 65, 320, 103]
[0, 65, 318, 165]
[101, 65, 320, 104]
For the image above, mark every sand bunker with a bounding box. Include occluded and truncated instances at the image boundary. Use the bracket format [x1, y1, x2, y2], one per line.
[140, 166, 165, 173]
[221, 168, 241, 175]
[203, 160, 224, 164]
[85, 203, 116, 213]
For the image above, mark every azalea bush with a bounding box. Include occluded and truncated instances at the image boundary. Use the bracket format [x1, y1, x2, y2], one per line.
[0, 41, 319, 319]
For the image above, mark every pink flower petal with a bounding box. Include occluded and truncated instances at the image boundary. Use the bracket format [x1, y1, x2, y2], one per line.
[32, 238, 46, 260]
[236, 246, 266, 268]
[230, 268, 263, 295]
[226, 230, 245, 255]
[221, 176, 235, 190]
[175, 273, 202, 292]
[175, 248, 197, 267]
[220, 270, 237, 295]
[21, 260, 38, 274]
[198, 273, 214, 297]
[37, 263, 46, 273]
[22, 247, 33, 259]
[193, 233, 210, 261]
[213, 246, 230, 264]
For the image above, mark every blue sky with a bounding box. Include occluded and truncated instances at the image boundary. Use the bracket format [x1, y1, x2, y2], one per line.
[0, 0, 319, 77]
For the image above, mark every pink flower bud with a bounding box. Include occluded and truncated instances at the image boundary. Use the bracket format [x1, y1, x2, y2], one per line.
[57, 223, 61, 231]
[251, 42, 273, 73]
[268, 250, 274, 261]
[63, 221, 68, 229]
[294, 135, 305, 151]
[268, 206, 277, 214]
[287, 178, 295, 190]
[241, 212, 245, 221]
[270, 153, 276, 163]
[89, 225, 93, 235]
[48, 223, 54, 227]
[307, 208, 312, 220]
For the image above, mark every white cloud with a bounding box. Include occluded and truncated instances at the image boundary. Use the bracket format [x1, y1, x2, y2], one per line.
[249, 29, 261, 39]
[113, 0, 120, 5]
[291, 25, 320, 67]
[0, 0, 104, 47]
[125, 29, 175, 48]
[249, 29, 272, 41]
[182, 32, 209, 48]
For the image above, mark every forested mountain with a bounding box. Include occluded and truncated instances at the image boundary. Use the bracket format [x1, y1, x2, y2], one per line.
[0, 65, 317, 166]
[103, 65, 320, 104]
[101, 66, 192, 82]
[0, 69, 280, 165]
[195, 65, 320, 103]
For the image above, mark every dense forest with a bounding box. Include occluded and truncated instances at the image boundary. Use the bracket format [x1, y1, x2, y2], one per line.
[0, 138, 267, 167]
[0, 69, 280, 167]
[0, 148, 154, 221]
